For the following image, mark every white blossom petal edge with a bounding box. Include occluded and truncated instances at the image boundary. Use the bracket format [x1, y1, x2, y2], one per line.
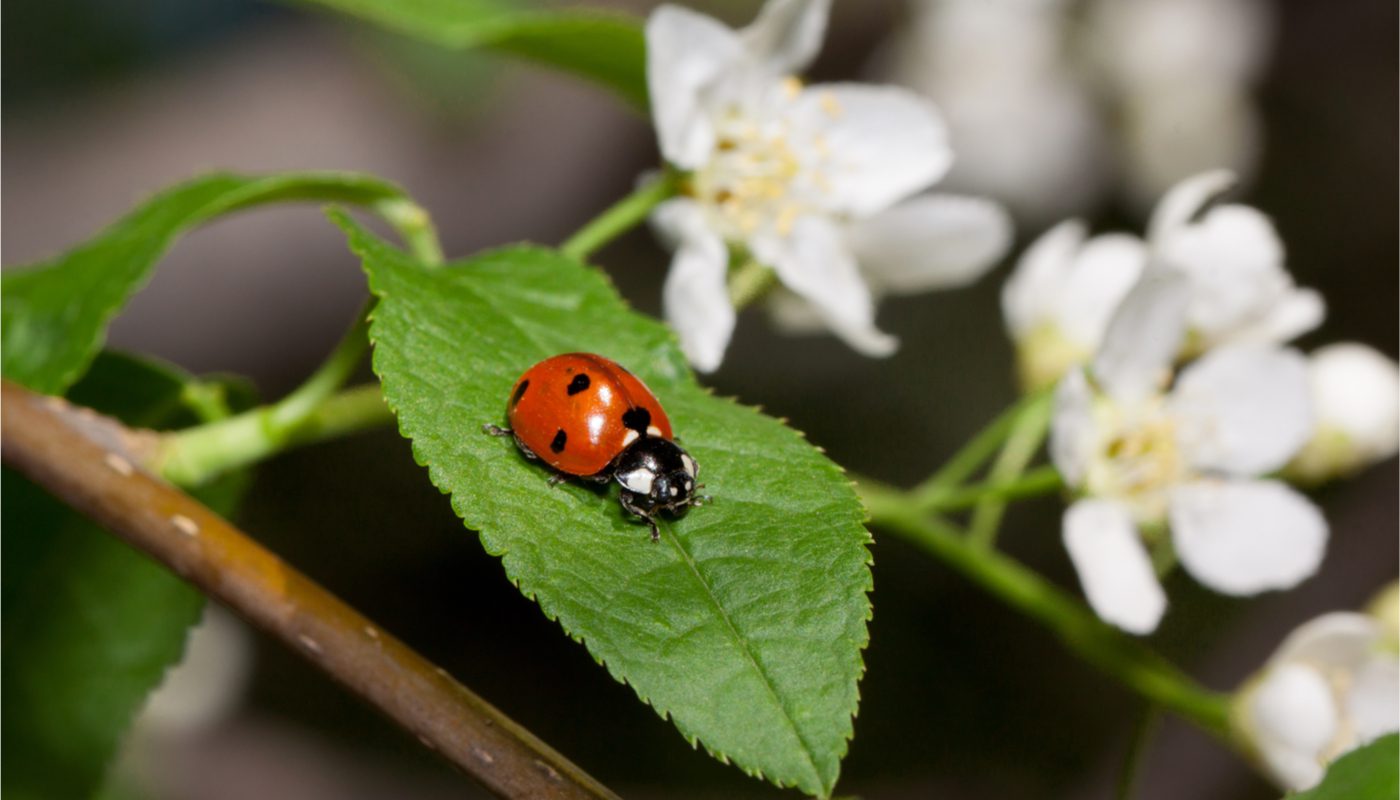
[646, 0, 1009, 371]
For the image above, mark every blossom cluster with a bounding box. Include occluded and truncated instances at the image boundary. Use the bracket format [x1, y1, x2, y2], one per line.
[641, 0, 1397, 790]
[880, 0, 1272, 221]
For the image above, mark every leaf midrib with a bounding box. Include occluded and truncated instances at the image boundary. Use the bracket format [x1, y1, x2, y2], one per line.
[659, 523, 825, 790]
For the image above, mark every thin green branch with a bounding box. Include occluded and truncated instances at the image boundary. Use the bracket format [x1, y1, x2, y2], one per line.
[967, 390, 1054, 547]
[1117, 705, 1160, 800]
[157, 383, 392, 486]
[154, 194, 442, 485]
[375, 196, 445, 266]
[919, 465, 1064, 513]
[857, 479, 1233, 739]
[560, 172, 682, 262]
[727, 259, 779, 309]
[912, 389, 1049, 506]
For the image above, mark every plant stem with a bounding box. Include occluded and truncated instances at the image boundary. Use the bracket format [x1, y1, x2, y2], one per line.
[727, 260, 779, 308]
[857, 479, 1233, 738]
[1117, 704, 1160, 800]
[157, 297, 377, 485]
[157, 194, 443, 485]
[1, 379, 621, 800]
[967, 389, 1054, 547]
[375, 196, 445, 266]
[920, 465, 1064, 513]
[560, 172, 681, 262]
[912, 389, 1048, 506]
[158, 384, 394, 486]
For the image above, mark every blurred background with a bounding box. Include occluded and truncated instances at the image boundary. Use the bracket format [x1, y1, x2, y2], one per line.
[3, 0, 1395, 797]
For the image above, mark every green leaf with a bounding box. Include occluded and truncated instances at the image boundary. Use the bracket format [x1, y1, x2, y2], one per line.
[1, 171, 413, 395]
[1292, 734, 1399, 800]
[2, 352, 252, 800]
[289, 0, 647, 108]
[336, 212, 872, 797]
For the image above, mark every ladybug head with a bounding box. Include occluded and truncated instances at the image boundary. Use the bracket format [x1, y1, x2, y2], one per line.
[613, 436, 699, 513]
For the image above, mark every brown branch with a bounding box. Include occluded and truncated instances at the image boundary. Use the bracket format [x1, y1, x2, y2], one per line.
[1, 379, 621, 800]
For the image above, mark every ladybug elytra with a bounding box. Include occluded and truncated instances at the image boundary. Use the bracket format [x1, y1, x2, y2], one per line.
[484, 353, 704, 541]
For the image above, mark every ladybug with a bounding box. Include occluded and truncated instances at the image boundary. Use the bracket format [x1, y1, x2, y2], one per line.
[483, 353, 704, 541]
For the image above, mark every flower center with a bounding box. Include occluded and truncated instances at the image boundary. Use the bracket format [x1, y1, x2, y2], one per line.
[691, 80, 832, 241]
[1085, 400, 1189, 522]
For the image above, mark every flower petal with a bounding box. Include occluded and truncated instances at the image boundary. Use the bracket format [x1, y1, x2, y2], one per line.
[1147, 168, 1237, 243]
[1063, 499, 1167, 634]
[1171, 343, 1311, 475]
[1001, 219, 1089, 336]
[1247, 662, 1337, 792]
[790, 83, 952, 217]
[753, 217, 896, 356]
[741, 0, 830, 76]
[1093, 271, 1190, 405]
[1271, 612, 1383, 672]
[1348, 657, 1400, 743]
[646, 5, 743, 169]
[846, 194, 1012, 295]
[654, 200, 735, 372]
[1055, 233, 1150, 348]
[1246, 287, 1325, 344]
[1051, 368, 1097, 487]
[1155, 203, 1307, 346]
[1170, 479, 1327, 596]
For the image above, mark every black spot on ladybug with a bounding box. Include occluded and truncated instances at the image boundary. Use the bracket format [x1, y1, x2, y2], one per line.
[567, 374, 591, 395]
[510, 380, 530, 408]
[550, 429, 568, 453]
[621, 407, 651, 433]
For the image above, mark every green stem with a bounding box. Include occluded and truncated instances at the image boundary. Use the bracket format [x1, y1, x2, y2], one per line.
[912, 389, 1049, 507]
[920, 465, 1064, 513]
[159, 300, 378, 485]
[156, 196, 440, 484]
[158, 384, 393, 486]
[967, 390, 1054, 547]
[857, 480, 1233, 738]
[560, 172, 682, 262]
[1117, 705, 1159, 800]
[375, 196, 445, 266]
[727, 259, 779, 309]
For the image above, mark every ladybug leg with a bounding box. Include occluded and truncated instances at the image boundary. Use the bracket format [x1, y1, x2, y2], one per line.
[619, 493, 662, 543]
[546, 473, 569, 488]
[481, 423, 512, 437]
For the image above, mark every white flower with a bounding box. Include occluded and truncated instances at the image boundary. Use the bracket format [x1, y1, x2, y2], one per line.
[877, 0, 1106, 224]
[1085, 0, 1272, 206]
[646, 0, 1011, 372]
[1002, 170, 1323, 390]
[1237, 605, 1399, 791]
[879, 0, 1271, 220]
[1286, 343, 1400, 485]
[1001, 221, 1146, 390]
[1148, 170, 1324, 353]
[1052, 274, 1326, 634]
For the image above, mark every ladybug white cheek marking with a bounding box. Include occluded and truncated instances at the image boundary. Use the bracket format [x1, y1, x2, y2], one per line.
[622, 429, 640, 447]
[681, 454, 698, 477]
[619, 469, 655, 494]
[647, 425, 663, 437]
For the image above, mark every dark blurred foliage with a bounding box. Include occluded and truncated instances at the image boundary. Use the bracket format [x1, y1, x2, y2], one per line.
[3, 1, 1395, 798]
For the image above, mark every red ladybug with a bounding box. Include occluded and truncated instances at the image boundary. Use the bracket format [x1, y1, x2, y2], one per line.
[484, 353, 703, 541]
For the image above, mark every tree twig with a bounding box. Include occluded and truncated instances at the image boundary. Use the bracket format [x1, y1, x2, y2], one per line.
[1, 379, 621, 800]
